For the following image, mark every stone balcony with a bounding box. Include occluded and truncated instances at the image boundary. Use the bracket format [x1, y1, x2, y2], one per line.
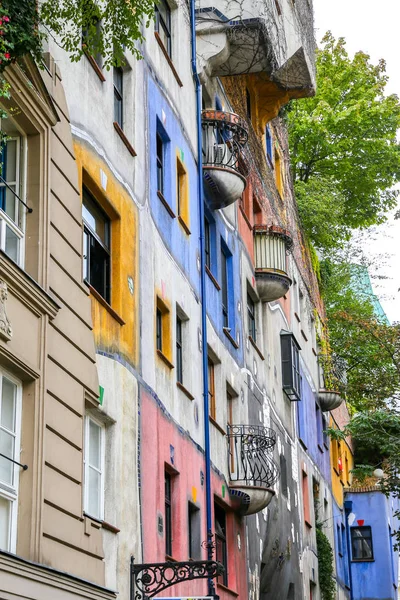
[253, 225, 293, 302]
[227, 424, 279, 515]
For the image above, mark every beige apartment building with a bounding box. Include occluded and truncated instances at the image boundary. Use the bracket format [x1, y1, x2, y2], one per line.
[0, 55, 116, 599]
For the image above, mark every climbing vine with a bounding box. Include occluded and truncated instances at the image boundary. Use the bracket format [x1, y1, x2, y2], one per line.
[316, 525, 336, 600]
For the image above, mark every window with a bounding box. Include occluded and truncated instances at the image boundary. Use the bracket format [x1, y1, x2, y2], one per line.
[82, 186, 111, 302]
[165, 471, 173, 556]
[281, 332, 301, 401]
[332, 438, 339, 473]
[0, 138, 25, 265]
[155, 0, 172, 57]
[316, 403, 323, 450]
[82, 6, 103, 70]
[176, 315, 183, 384]
[265, 124, 273, 166]
[208, 358, 216, 420]
[247, 293, 256, 341]
[84, 415, 105, 520]
[275, 147, 283, 197]
[246, 88, 252, 120]
[156, 297, 173, 366]
[188, 502, 201, 560]
[221, 247, 228, 328]
[156, 133, 164, 196]
[0, 373, 21, 552]
[227, 389, 234, 472]
[215, 503, 228, 586]
[156, 308, 163, 351]
[252, 195, 262, 225]
[113, 67, 123, 129]
[280, 454, 288, 497]
[176, 157, 189, 230]
[204, 217, 211, 270]
[302, 470, 311, 527]
[337, 524, 343, 557]
[351, 526, 373, 561]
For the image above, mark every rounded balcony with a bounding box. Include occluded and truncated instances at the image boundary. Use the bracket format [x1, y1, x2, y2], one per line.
[254, 225, 293, 302]
[202, 110, 248, 210]
[318, 389, 344, 412]
[227, 424, 279, 515]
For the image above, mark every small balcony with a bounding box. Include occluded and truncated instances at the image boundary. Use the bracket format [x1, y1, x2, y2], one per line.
[202, 110, 248, 210]
[227, 424, 279, 515]
[253, 225, 293, 302]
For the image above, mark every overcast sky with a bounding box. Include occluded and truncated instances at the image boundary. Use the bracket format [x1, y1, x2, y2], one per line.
[313, 0, 400, 323]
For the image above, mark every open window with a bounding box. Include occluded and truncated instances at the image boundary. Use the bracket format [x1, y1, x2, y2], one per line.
[281, 331, 301, 401]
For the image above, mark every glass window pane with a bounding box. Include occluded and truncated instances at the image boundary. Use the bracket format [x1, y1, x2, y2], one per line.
[0, 429, 14, 485]
[88, 466, 101, 517]
[4, 140, 17, 183]
[1, 378, 16, 432]
[4, 188, 16, 222]
[0, 495, 11, 550]
[89, 419, 101, 469]
[82, 188, 109, 247]
[5, 225, 19, 262]
[83, 230, 89, 280]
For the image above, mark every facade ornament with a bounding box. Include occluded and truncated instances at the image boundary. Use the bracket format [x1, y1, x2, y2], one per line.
[0, 280, 12, 341]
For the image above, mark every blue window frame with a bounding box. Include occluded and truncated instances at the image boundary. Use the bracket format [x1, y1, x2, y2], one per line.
[266, 124, 273, 166]
[220, 240, 233, 331]
[156, 118, 172, 210]
[204, 207, 217, 276]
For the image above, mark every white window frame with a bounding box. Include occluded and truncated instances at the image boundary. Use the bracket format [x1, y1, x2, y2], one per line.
[83, 414, 105, 521]
[0, 136, 27, 268]
[0, 368, 22, 553]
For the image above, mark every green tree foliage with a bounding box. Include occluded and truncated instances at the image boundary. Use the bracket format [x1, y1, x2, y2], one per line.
[1, 0, 154, 71]
[286, 33, 400, 251]
[321, 260, 400, 411]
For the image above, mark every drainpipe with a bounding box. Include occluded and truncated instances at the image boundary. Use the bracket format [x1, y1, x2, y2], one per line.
[344, 500, 354, 600]
[189, 2, 215, 598]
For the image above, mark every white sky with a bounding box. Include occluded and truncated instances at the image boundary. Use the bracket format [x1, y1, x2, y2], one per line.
[313, 0, 400, 323]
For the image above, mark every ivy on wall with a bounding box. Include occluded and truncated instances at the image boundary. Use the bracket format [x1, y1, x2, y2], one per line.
[316, 525, 336, 600]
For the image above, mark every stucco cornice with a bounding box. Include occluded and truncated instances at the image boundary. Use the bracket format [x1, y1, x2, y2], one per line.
[0, 253, 60, 320]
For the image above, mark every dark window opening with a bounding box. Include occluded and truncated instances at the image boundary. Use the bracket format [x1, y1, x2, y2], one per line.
[82, 186, 110, 302]
[208, 358, 216, 420]
[280, 454, 288, 497]
[351, 526, 373, 561]
[156, 308, 163, 351]
[215, 502, 228, 586]
[221, 247, 228, 328]
[165, 471, 172, 556]
[246, 89, 251, 120]
[155, 0, 172, 57]
[156, 133, 164, 195]
[247, 293, 256, 341]
[266, 124, 273, 165]
[205, 217, 211, 269]
[113, 67, 123, 128]
[176, 315, 183, 383]
[188, 502, 201, 560]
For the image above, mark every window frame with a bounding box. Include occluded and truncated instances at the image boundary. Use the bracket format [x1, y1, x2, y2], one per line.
[156, 307, 163, 352]
[0, 136, 26, 267]
[176, 314, 183, 384]
[265, 124, 273, 167]
[208, 358, 216, 420]
[165, 470, 173, 557]
[247, 292, 256, 342]
[83, 414, 105, 521]
[188, 501, 200, 560]
[214, 502, 228, 586]
[82, 186, 111, 303]
[155, 0, 172, 58]
[281, 332, 302, 401]
[220, 245, 229, 329]
[0, 369, 22, 553]
[204, 217, 211, 270]
[351, 526, 374, 562]
[113, 66, 124, 129]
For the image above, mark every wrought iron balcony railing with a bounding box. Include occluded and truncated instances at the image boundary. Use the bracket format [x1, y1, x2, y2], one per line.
[202, 110, 248, 209]
[227, 424, 279, 489]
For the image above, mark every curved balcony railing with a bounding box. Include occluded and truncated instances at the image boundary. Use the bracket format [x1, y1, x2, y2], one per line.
[202, 110, 248, 210]
[253, 224, 293, 302]
[227, 424, 278, 488]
